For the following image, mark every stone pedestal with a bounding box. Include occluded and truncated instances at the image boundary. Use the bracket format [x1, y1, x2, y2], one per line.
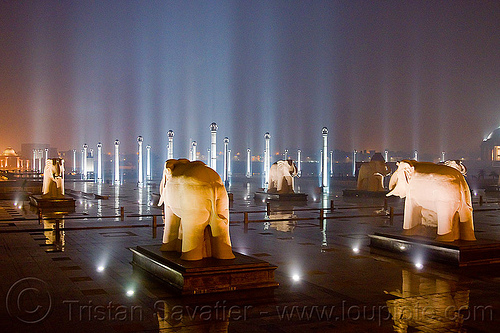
[369, 232, 500, 266]
[254, 191, 307, 202]
[29, 194, 75, 213]
[130, 245, 278, 295]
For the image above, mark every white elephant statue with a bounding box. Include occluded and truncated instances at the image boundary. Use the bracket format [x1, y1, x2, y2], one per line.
[387, 160, 475, 241]
[42, 158, 65, 198]
[356, 153, 391, 191]
[268, 160, 298, 194]
[158, 159, 235, 261]
[440, 160, 467, 176]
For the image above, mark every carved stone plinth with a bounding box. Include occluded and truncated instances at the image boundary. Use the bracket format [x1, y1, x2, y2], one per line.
[29, 194, 75, 213]
[254, 191, 307, 202]
[130, 245, 278, 295]
[369, 232, 500, 266]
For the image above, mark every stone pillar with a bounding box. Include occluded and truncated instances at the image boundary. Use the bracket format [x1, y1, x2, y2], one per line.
[223, 137, 229, 182]
[210, 123, 218, 172]
[246, 148, 251, 178]
[297, 149, 302, 177]
[137, 136, 143, 187]
[264, 132, 271, 187]
[146, 145, 151, 181]
[167, 130, 174, 160]
[191, 141, 197, 161]
[352, 150, 357, 177]
[82, 144, 88, 180]
[97, 142, 103, 183]
[322, 127, 328, 188]
[114, 139, 120, 185]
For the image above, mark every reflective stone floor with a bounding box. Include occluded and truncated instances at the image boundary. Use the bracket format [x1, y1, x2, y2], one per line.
[0, 177, 499, 332]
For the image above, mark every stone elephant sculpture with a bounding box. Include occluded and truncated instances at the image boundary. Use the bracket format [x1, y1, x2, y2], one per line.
[158, 159, 235, 261]
[356, 153, 391, 191]
[387, 160, 475, 241]
[268, 160, 298, 193]
[42, 158, 65, 198]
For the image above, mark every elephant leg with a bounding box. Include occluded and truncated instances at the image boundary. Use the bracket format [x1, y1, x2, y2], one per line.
[402, 197, 422, 232]
[179, 215, 209, 261]
[459, 218, 476, 241]
[210, 226, 235, 260]
[160, 206, 181, 252]
[435, 203, 459, 242]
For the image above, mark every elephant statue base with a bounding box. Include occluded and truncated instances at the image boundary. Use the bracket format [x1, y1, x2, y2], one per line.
[387, 160, 475, 242]
[158, 159, 235, 261]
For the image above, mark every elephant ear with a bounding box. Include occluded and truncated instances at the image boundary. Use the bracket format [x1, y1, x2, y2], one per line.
[158, 161, 170, 207]
[402, 162, 415, 184]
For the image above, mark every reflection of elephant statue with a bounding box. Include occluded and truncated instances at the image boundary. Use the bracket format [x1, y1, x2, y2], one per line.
[42, 158, 65, 198]
[158, 159, 235, 261]
[357, 153, 391, 191]
[268, 160, 298, 193]
[387, 160, 475, 241]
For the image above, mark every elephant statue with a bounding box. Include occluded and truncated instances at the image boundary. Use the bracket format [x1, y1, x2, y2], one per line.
[387, 160, 475, 241]
[158, 159, 235, 261]
[268, 160, 298, 194]
[42, 158, 65, 198]
[440, 160, 467, 176]
[356, 153, 391, 191]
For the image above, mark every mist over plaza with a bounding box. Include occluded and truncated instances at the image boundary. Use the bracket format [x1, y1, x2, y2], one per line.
[1, 0, 499, 173]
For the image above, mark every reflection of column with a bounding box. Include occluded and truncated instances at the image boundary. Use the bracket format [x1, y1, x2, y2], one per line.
[441, 151, 445, 162]
[137, 136, 143, 187]
[414, 150, 418, 161]
[246, 148, 251, 178]
[322, 127, 328, 188]
[72, 149, 77, 172]
[114, 139, 120, 185]
[264, 132, 271, 187]
[146, 145, 151, 181]
[191, 141, 197, 161]
[82, 144, 88, 180]
[97, 142, 103, 183]
[384, 149, 389, 162]
[223, 137, 229, 182]
[297, 149, 302, 177]
[167, 130, 174, 160]
[352, 150, 357, 177]
[210, 123, 217, 172]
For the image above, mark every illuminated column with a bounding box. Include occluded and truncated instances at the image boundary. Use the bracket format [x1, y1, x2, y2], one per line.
[72, 149, 77, 172]
[38, 149, 43, 172]
[384, 149, 389, 162]
[297, 149, 302, 177]
[146, 145, 151, 181]
[352, 150, 357, 177]
[228, 149, 232, 178]
[330, 151, 334, 177]
[223, 137, 229, 182]
[114, 139, 120, 185]
[414, 150, 418, 161]
[82, 144, 88, 180]
[191, 141, 197, 161]
[137, 136, 144, 187]
[207, 148, 211, 165]
[167, 130, 174, 160]
[441, 151, 446, 162]
[284, 149, 288, 160]
[264, 132, 271, 187]
[246, 148, 251, 178]
[44, 148, 49, 164]
[322, 127, 328, 188]
[97, 142, 103, 183]
[320, 150, 323, 178]
[32, 149, 36, 171]
[210, 122, 218, 172]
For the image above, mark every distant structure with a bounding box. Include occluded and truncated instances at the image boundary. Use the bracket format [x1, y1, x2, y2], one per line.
[0, 147, 30, 171]
[481, 127, 500, 166]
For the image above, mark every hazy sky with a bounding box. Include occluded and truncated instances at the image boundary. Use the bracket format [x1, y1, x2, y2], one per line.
[1, 0, 499, 158]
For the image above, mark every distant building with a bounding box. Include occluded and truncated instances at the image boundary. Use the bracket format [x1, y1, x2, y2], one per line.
[481, 127, 500, 166]
[0, 147, 30, 171]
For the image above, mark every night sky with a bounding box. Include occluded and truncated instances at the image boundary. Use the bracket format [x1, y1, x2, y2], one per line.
[1, 0, 499, 159]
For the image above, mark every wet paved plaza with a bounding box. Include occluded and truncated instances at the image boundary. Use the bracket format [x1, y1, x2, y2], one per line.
[0, 177, 499, 332]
